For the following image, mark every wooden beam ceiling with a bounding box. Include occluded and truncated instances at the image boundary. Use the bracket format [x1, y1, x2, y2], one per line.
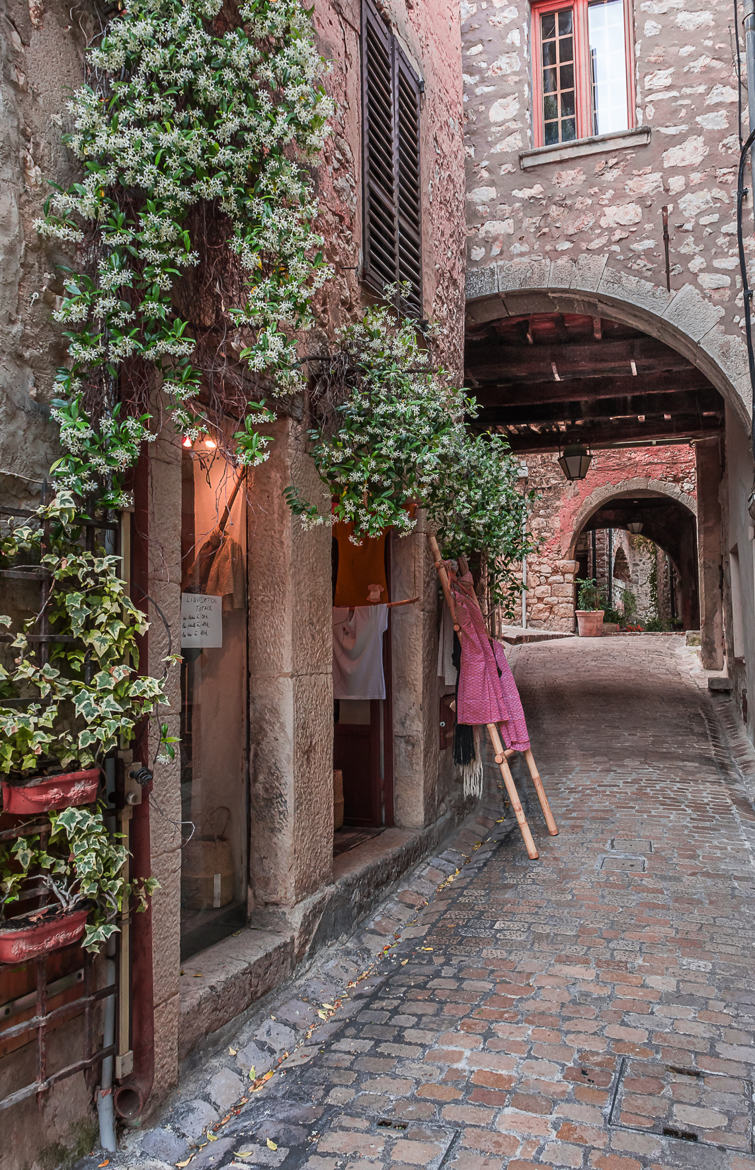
[474, 369, 710, 408]
[501, 416, 721, 452]
[481, 388, 722, 428]
[466, 336, 691, 384]
[465, 311, 724, 451]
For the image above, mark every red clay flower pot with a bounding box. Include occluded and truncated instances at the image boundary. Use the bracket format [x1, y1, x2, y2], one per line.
[1, 768, 100, 814]
[0, 907, 88, 965]
[576, 610, 605, 638]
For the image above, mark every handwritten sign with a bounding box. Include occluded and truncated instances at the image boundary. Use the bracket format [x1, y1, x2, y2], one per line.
[181, 593, 222, 648]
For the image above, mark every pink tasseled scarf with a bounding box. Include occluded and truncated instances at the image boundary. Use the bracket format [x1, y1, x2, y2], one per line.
[451, 571, 530, 752]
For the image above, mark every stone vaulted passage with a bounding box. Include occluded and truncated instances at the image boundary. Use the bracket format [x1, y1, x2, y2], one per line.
[83, 635, 755, 1170]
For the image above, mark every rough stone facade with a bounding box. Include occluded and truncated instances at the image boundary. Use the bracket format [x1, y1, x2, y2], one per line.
[0, 1, 466, 1165]
[463, 0, 753, 338]
[510, 444, 697, 631]
[461, 0, 755, 726]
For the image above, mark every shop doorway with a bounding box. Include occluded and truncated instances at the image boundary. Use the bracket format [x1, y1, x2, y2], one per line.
[179, 448, 249, 959]
[332, 526, 394, 839]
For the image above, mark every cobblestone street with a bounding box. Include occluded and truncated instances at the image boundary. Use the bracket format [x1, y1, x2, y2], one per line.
[93, 635, 755, 1170]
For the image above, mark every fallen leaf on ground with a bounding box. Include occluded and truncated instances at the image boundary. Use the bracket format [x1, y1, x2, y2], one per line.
[266, 1139, 278, 1151]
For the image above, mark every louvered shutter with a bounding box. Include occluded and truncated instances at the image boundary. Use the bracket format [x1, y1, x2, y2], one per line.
[362, 0, 423, 316]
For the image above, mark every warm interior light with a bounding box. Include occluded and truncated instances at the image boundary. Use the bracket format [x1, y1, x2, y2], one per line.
[182, 436, 193, 449]
[204, 437, 217, 450]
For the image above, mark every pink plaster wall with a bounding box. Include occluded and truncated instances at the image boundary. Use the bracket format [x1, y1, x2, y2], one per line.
[515, 443, 697, 630]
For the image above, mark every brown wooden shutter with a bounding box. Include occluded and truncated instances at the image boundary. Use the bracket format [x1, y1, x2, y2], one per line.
[362, 0, 423, 315]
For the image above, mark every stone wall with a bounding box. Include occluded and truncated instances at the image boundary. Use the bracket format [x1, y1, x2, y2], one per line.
[0, 0, 94, 504]
[0, 0, 467, 1161]
[462, 0, 752, 334]
[511, 444, 697, 631]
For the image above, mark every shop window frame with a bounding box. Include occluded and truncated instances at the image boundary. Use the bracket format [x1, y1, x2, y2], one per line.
[530, 0, 635, 149]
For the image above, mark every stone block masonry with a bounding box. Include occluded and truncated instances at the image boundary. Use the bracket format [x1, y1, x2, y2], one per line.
[511, 446, 696, 631]
[462, 0, 754, 341]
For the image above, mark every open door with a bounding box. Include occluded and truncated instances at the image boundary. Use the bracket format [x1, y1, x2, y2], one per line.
[332, 526, 394, 833]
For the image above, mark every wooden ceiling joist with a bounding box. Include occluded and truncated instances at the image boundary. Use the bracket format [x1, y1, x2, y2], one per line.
[474, 369, 711, 409]
[466, 336, 692, 384]
[501, 415, 722, 452]
[481, 388, 723, 428]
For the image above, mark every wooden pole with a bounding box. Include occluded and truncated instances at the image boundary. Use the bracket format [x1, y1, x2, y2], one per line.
[450, 544, 557, 837]
[523, 748, 558, 837]
[488, 723, 539, 860]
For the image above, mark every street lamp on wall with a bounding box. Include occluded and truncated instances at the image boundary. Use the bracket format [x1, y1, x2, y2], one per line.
[627, 521, 644, 534]
[557, 444, 593, 481]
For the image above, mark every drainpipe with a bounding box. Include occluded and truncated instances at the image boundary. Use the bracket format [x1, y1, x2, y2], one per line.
[112, 452, 156, 1123]
[744, 0, 755, 199]
[518, 463, 529, 628]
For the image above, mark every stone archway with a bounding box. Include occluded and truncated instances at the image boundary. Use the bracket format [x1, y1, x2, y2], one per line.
[567, 478, 697, 560]
[466, 257, 736, 659]
[569, 482, 700, 630]
[466, 258, 751, 430]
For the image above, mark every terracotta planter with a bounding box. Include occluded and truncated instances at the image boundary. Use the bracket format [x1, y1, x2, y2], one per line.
[576, 610, 605, 637]
[0, 907, 88, 965]
[1, 768, 100, 815]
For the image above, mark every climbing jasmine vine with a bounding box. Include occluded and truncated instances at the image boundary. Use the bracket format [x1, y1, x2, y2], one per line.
[38, 0, 333, 506]
[287, 300, 534, 614]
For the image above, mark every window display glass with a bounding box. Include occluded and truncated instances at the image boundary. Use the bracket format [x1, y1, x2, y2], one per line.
[180, 449, 248, 958]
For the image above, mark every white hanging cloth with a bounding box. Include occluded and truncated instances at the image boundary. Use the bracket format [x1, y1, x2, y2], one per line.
[333, 605, 389, 700]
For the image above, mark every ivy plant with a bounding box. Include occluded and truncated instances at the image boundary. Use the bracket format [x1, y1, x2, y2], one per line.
[0, 492, 167, 781]
[0, 805, 156, 953]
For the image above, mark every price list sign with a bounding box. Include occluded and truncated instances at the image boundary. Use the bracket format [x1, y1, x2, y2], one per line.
[181, 593, 223, 648]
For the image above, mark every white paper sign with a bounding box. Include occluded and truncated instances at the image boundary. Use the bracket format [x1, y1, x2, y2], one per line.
[181, 593, 223, 648]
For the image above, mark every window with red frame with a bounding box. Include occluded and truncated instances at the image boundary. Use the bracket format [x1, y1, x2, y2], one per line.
[531, 0, 633, 148]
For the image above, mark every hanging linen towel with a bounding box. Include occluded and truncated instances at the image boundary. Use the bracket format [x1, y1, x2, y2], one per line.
[437, 600, 457, 686]
[333, 605, 389, 700]
[451, 572, 530, 751]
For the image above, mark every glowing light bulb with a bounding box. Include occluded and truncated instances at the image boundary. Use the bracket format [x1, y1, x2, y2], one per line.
[204, 437, 217, 450]
[182, 436, 193, 449]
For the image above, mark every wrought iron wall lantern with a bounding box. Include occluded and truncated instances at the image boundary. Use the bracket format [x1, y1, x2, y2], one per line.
[627, 521, 644, 534]
[557, 443, 593, 481]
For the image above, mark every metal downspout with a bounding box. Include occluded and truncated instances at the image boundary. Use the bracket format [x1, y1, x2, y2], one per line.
[744, 0, 755, 200]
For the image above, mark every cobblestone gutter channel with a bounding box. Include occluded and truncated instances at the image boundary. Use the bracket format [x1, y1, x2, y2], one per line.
[75, 636, 755, 1170]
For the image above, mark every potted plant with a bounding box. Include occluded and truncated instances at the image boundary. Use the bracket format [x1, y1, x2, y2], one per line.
[0, 492, 165, 814]
[601, 605, 623, 636]
[575, 577, 605, 637]
[0, 804, 156, 963]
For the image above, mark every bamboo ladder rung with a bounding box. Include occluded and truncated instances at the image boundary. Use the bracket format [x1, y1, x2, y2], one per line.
[428, 533, 558, 853]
